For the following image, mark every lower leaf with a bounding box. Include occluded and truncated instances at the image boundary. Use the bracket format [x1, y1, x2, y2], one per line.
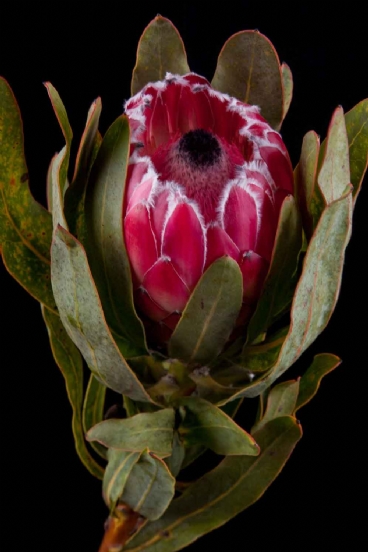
[41, 306, 104, 479]
[124, 416, 302, 551]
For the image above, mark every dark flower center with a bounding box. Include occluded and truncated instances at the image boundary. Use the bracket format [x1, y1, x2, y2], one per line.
[178, 129, 221, 168]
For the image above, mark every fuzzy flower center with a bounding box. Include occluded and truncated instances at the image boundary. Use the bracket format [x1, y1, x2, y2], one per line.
[178, 129, 222, 168]
[151, 128, 243, 221]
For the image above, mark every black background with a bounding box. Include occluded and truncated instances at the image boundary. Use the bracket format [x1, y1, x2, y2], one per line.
[1, 1, 367, 550]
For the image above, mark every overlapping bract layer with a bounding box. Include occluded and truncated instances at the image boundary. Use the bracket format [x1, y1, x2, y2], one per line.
[124, 73, 294, 340]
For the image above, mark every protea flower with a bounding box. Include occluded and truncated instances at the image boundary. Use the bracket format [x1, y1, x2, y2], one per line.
[2, 14, 365, 552]
[124, 73, 294, 342]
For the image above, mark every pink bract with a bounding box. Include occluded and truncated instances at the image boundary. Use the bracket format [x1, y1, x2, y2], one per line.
[123, 73, 294, 344]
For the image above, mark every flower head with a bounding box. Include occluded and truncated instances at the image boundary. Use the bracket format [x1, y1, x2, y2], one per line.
[124, 73, 294, 343]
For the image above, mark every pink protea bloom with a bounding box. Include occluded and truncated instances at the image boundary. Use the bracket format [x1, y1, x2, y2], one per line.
[124, 73, 294, 344]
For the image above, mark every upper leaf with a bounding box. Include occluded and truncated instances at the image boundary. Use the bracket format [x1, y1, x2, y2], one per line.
[345, 99, 368, 201]
[281, 63, 293, 123]
[211, 30, 283, 129]
[64, 97, 102, 240]
[44, 82, 73, 196]
[317, 106, 350, 205]
[294, 130, 321, 239]
[131, 16, 190, 96]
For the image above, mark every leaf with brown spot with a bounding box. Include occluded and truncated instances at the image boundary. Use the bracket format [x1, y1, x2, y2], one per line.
[0, 77, 55, 310]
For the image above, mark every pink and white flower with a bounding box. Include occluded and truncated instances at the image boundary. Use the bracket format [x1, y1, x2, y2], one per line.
[123, 73, 294, 343]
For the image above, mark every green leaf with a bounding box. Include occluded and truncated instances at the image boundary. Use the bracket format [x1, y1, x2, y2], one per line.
[169, 257, 243, 364]
[83, 374, 107, 459]
[131, 16, 190, 96]
[165, 432, 185, 477]
[0, 77, 55, 310]
[41, 306, 104, 479]
[124, 417, 302, 551]
[124, 395, 141, 418]
[50, 146, 69, 229]
[178, 398, 259, 456]
[181, 399, 243, 471]
[295, 353, 341, 413]
[86, 408, 175, 458]
[120, 450, 176, 521]
[64, 98, 102, 240]
[50, 225, 154, 402]
[294, 130, 321, 239]
[211, 31, 283, 129]
[345, 99, 368, 201]
[246, 196, 302, 345]
[84, 114, 147, 356]
[240, 327, 288, 374]
[238, 190, 352, 400]
[103, 449, 141, 510]
[252, 380, 299, 433]
[281, 62, 293, 122]
[189, 368, 241, 404]
[44, 83, 73, 195]
[318, 106, 350, 205]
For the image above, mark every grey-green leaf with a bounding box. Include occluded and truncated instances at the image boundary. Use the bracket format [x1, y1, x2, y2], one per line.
[124, 417, 302, 551]
[318, 106, 350, 205]
[50, 146, 69, 230]
[295, 353, 341, 413]
[281, 62, 293, 122]
[86, 408, 175, 458]
[245, 196, 302, 345]
[345, 99, 368, 201]
[222, 189, 352, 402]
[44, 82, 72, 195]
[83, 374, 107, 459]
[103, 449, 141, 510]
[120, 450, 176, 521]
[41, 306, 104, 479]
[165, 432, 185, 477]
[178, 398, 259, 456]
[295, 130, 321, 239]
[84, 114, 147, 356]
[64, 98, 102, 239]
[252, 379, 299, 433]
[131, 16, 190, 96]
[169, 257, 243, 364]
[211, 30, 283, 129]
[50, 225, 153, 402]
